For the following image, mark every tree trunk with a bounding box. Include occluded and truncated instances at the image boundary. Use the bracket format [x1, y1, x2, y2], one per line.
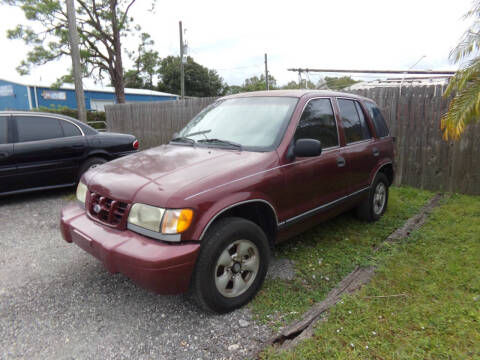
[109, 0, 126, 104]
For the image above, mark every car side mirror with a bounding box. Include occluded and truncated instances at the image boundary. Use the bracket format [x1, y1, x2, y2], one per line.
[294, 138, 322, 158]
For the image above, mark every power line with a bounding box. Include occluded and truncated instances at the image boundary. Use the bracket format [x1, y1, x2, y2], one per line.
[288, 68, 455, 75]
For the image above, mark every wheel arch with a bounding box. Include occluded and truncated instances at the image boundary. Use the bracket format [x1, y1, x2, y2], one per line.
[370, 161, 394, 186]
[84, 149, 111, 161]
[198, 199, 279, 250]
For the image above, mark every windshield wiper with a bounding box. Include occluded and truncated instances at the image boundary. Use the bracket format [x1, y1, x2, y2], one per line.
[197, 138, 243, 150]
[170, 136, 196, 145]
[183, 129, 211, 138]
[170, 130, 212, 145]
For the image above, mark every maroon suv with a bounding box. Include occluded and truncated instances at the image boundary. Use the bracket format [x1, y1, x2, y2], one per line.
[61, 90, 394, 313]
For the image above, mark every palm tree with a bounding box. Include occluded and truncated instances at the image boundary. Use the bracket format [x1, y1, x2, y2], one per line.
[442, 1, 480, 140]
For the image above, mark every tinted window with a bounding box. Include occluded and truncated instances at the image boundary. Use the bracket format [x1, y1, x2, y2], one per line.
[61, 120, 82, 137]
[337, 99, 371, 144]
[16, 116, 63, 142]
[365, 102, 389, 138]
[294, 98, 338, 148]
[0, 116, 7, 144]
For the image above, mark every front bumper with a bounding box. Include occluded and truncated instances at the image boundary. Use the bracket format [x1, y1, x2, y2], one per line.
[60, 203, 200, 294]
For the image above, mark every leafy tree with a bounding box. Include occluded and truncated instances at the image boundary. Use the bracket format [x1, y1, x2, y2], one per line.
[280, 80, 316, 89]
[157, 56, 227, 97]
[125, 32, 159, 89]
[324, 76, 359, 90]
[225, 85, 243, 95]
[123, 69, 144, 89]
[441, 1, 480, 140]
[3, 0, 152, 103]
[241, 74, 277, 92]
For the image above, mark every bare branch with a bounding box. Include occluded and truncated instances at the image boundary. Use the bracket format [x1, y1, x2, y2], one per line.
[120, 0, 137, 28]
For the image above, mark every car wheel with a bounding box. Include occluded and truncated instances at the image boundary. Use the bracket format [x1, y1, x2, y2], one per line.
[356, 172, 389, 222]
[189, 217, 270, 314]
[78, 157, 107, 182]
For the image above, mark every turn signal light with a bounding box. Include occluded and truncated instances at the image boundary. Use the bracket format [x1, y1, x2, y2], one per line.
[161, 209, 194, 234]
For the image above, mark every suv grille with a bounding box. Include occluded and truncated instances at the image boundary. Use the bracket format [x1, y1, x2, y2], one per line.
[87, 192, 129, 228]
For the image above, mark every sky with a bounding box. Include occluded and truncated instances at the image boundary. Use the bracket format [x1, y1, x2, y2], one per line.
[0, 0, 475, 89]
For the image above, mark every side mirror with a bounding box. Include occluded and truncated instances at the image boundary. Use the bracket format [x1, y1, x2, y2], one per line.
[294, 138, 322, 158]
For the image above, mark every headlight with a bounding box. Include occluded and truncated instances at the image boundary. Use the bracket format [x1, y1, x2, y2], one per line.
[161, 209, 194, 234]
[76, 182, 88, 204]
[128, 203, 165, 232]
[127, 204, 194, 239]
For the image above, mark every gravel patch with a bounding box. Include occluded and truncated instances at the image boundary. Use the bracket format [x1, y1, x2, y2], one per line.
[267, 258, 295, 281]
[0, 190, 274, 360]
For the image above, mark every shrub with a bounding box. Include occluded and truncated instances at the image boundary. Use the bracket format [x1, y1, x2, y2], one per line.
[34, 106, 106, 130]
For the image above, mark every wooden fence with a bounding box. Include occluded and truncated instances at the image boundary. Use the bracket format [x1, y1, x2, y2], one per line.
[349, 86, 480, 195]
[105, 97, 217, 149]
[106, 87, 480, 195]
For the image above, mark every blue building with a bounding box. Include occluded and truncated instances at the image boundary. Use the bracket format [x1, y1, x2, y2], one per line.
[0, 78, 179, 111]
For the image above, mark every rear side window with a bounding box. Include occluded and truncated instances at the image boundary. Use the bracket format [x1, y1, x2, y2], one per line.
[16, 116, 63, 142]
[61, 120, 82, 137]
[365, 102, 389, 138]
[294, 98, 339, 148]
[0, 116, 7, 144]
[337, 99, 371, 144]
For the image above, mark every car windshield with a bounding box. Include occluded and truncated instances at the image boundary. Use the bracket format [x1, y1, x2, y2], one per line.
[173, 97, 298, 151]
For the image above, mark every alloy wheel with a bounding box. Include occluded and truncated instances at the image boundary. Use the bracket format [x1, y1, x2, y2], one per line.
[214, 239, 260, 298]
[373, 182, 387, 215]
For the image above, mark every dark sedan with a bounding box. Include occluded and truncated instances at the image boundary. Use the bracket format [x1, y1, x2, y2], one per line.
[0, 111, 138, 196]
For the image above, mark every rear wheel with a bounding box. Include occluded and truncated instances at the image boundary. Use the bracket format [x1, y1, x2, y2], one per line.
[189, 217, 270, 313]
[77, 157, 107, 182]
[356, 172, 389, 222]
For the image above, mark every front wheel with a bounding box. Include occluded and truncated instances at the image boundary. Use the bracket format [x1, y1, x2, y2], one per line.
[356, 172, 389, 222]
[189, 217, 270, 313]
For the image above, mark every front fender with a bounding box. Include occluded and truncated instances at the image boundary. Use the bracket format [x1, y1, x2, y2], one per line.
[189, 191, 279, 241]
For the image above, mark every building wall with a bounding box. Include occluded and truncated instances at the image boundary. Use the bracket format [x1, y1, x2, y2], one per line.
[0, 79, 30, 110]
[31, 86, 177, 110]
[0, 79, 178, 111]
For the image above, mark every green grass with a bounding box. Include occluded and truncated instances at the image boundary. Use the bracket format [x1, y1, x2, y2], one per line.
[261, 193, 480, 359]
[251, 186, 434, 328]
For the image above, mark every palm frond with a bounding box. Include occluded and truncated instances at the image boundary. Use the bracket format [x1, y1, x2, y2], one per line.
[441, 71, 480, 140]
[442, 1, 480, 140]
[450, 1, 480, 62]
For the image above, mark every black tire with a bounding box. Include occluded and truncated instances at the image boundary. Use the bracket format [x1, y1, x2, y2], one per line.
[356, 172, 389, 222]
[78, 157, 107, 182]
[189, 217, 270, 314]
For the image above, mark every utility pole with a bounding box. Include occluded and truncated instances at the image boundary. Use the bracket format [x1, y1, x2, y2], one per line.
[66, 0, 87, 123]
[264, 53, 269, 90]
[179, 21, 185, 100]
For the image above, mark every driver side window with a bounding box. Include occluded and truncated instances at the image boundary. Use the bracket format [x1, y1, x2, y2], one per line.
[294, 98, 339, 149]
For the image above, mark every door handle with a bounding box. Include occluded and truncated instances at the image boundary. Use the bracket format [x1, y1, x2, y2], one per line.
[70, 144, 85, 149]
[336, 156, 346, 168]
[372, 147, 380, 157]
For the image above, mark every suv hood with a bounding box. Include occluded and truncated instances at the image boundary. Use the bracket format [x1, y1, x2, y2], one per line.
[84, 144, 276, 206]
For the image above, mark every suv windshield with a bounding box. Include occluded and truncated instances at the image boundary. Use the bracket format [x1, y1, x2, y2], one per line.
[173, 97, 298, 151]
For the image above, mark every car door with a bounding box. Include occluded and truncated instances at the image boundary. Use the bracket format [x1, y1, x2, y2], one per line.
[57, 118, 87, 181]
[280, 97, 349, 221]
[0, 114, 17, 194]
[12, 114, 86, 190]
[336, 98, 377, 193]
